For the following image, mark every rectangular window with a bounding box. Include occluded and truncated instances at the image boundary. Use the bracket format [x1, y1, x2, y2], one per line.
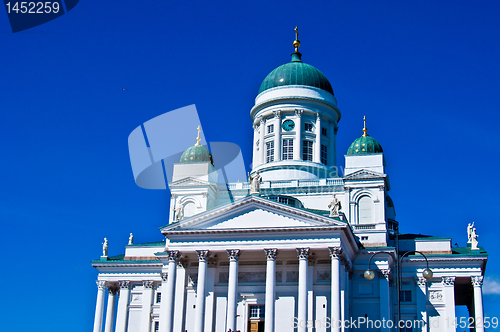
[321, 144, 328, 164]
[266, 141, 274, 163]
[400, 290, 412, 302]
[154, 322, 159, 331]
[156, 292, 161, 303]
[304, 123, 313, 132]
[321, 127, 328, 137]
[282, 139, 293, 160]
[302, 140, 313, 161]
[249, 305, 265, 319]
[267, 124, 274, 134]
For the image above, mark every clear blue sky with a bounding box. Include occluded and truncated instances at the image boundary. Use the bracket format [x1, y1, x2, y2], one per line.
[1, 1, 499, 330]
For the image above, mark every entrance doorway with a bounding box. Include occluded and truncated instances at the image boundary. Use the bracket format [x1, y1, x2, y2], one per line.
[248, 305, 265, 332]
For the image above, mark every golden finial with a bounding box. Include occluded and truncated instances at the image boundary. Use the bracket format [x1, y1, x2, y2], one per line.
[293, 26, 300, 52]
[362, 116, 368, 137]
[195, 126, 201, 146]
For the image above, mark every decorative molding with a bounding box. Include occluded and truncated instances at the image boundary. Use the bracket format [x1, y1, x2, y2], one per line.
[177, 256, 188, 268]
[415, 277, 427, 287]
[143, 280, 154, 289]
[273, 110, 281, 119]
[207, 256, 218, 267]
[227, 249, 241, 262]
[239, 271, 266, 283]
[429, 291, 443, 301]
[202, 192, 209, 198]
[219, 272, 229, 283]
[166, 250, 180, 263]
[316, 112, 321, 120]
[96, 280, 106, 290]
[378, 185, 385, 191]
[196, 250, 209, 262]
[329, 247, 343, 260]
[296, 248, 310, 260]
[286, 271, 299, 282]
[295, 109, 303, 118]
[317, 270, 331, 282]
[107, 287, 118, 295]
[119, 280, 131, 289]
[471, 276, 484, 287]
[161, 272, 168, 282]
[264, 248, 278, 261]
[442, 276, 456, 286]
[379, 269, 391, 280]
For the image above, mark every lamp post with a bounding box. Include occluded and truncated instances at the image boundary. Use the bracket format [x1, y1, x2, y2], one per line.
[364, 250, 433, 330]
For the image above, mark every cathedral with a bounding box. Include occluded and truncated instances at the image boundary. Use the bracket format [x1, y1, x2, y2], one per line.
[91, 31, 488, 332]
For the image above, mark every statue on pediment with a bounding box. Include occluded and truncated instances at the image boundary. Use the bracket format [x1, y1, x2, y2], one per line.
[249, 171, 262, 194]
[174, 198, 184, 221]
[102, 238, 108, 257]
[471, 228, 479, 250]
[467, 222, 474, 243]
[128, 233, 134, 245]
[328, 193, 341, 217]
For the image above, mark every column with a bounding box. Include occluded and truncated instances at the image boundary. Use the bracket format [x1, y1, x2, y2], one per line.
[253, 123, 259, 167]
[297, 248, 310, 332]
[442, 277, 456, 332]
[104, 286, 117, 332]
[329, 120, 337, 169]
[314, 113, 321, 163]
[264, 249, 278, 332]
[194, 250, 209, 332]
[162, 250, 179, 332]
[141, 281, 154, 332]
[115, 280, 131, 332]
[471, 276, 484, 332]
[93, 280, 106, 332]
[415, 277, 428, 332]
[259, 118, 265, 166]
[226, 249, 240, 332]
[173, 260, 188, 332]
[274, 111, 281, 162]
[294, 110, 303, 160]
[329, 247, 342, 332]
[379, 270, 391, 332]
[307, 256, 314, 332]
[159, 272, 168, 332]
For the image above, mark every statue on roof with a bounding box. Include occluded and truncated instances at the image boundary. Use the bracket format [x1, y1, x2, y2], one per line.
[102, 238, 108, 257]
[467, 222, 474, 243]
[128, 233, 134, 245]
[471, 228, 479, 250]
[249, 171, 262, 195]
[328, 193, 341, 217]
[174, 197, 184, 221]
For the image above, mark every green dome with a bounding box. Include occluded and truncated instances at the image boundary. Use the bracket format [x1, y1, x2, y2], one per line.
[180, 143, 214, 165]
[347, 135, 383, 155]
[258, 52, 334, 95]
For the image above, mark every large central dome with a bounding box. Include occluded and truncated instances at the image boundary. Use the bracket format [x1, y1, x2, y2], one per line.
[258, 52, 334, 95]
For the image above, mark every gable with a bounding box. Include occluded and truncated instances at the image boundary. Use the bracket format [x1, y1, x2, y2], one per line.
[206, 209, 311, 229]
[343, 169, 385, 180]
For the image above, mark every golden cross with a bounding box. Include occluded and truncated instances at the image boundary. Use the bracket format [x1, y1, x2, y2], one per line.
[196, 126, 201, 145]
[363, 116, 368, 137]
[295, 26, 299, 40]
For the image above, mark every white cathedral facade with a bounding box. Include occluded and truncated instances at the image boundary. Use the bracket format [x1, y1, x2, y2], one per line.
[91, 34, 488, 332]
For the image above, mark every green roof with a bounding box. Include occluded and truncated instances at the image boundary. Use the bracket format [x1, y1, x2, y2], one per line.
[347, 135, 383, 155]
[126, 241, 165, 247]
[258, 52, 334, 95]
[180, 143, 213, 165]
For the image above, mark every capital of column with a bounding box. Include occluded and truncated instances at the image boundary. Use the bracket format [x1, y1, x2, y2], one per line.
[227, 249, 241, 262]
[379, 269, 391, 280]
[329, 247, 343, 260]
[161, 272, 168, 282]
[143, 280, 154, 289]
[107, 286, 118, 295]
[166, 250, 180, 263]
[96, 280, 106, 290]
[119, 280, 131, 289]
[196, 249, 210, 262]
[471, 276, 484, 287]
[415, 277, 427, 287]
[442, 276, 456, 286]
[273, 110, 281, 119]
[264, 248, 278, 261]
[316, 112, 321, 120]
[296, 247, 310, 260]
[295, 109, 303, 118]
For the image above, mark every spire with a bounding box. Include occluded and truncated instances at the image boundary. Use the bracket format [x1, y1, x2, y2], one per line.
[362, 116, 368, 137]
[195, 126, 201, 146]
[291, 26, 302, 62]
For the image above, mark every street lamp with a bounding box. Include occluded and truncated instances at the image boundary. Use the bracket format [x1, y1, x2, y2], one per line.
[364, 250, 433, 329]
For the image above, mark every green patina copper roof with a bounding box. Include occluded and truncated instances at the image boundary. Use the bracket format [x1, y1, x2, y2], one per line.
[258, 52, 334, 95]
[180, 144, 214, 165]
[347, 135, 383, 155]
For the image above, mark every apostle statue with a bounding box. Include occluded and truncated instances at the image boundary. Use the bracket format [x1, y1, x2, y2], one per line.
[467, 222, 474, 243]
[328, 193, 341, 217]
[470, 228, 479, 250]
[249, 171, 262, 195]
[174, 197, 184, 221]
[102, 238, 108, 257]
[128, 233, 134, 245]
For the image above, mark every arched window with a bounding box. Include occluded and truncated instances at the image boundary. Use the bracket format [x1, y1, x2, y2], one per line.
[358, 196, 373, 224]
[183, 201, 196, 217]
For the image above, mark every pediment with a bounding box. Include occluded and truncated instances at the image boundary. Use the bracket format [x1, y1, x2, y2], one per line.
[169, 177, 213, 187]
[343, 169, 386, 180]
[160, 195, 346, 233]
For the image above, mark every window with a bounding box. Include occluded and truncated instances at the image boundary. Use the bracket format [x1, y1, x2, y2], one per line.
[156, 292, 161, 303]
[322, 127, 327, 136]
[304, 123, 313, 132]
[302, 140, 313, 161]
[282, 139, 293, 160]
[361, 236, 368, 241]
[249, 305, 265, 319]
[358, 196, 373, 224]
[154, 322, 159, 331]
[321, 144, 328, 164]
[266, 141, 274, 163]
[400, 290, 412, 302]
[267, 124, 274, 134]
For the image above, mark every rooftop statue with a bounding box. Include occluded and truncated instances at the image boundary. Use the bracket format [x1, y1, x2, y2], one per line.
[328, 193, 341, 218]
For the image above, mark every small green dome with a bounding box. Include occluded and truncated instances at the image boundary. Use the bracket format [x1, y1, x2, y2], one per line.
[180, 144, 214, 165]
[347, 135, 383, 155]
[258, 52, 334, 95]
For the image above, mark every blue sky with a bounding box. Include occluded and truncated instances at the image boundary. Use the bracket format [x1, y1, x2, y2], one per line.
[1, 0, 499, 330]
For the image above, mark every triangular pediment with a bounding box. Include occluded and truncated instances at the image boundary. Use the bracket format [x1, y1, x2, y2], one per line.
[343, 169, 386, 180]
[160, 195, 346, 233]
[169, 177, 213, 187]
